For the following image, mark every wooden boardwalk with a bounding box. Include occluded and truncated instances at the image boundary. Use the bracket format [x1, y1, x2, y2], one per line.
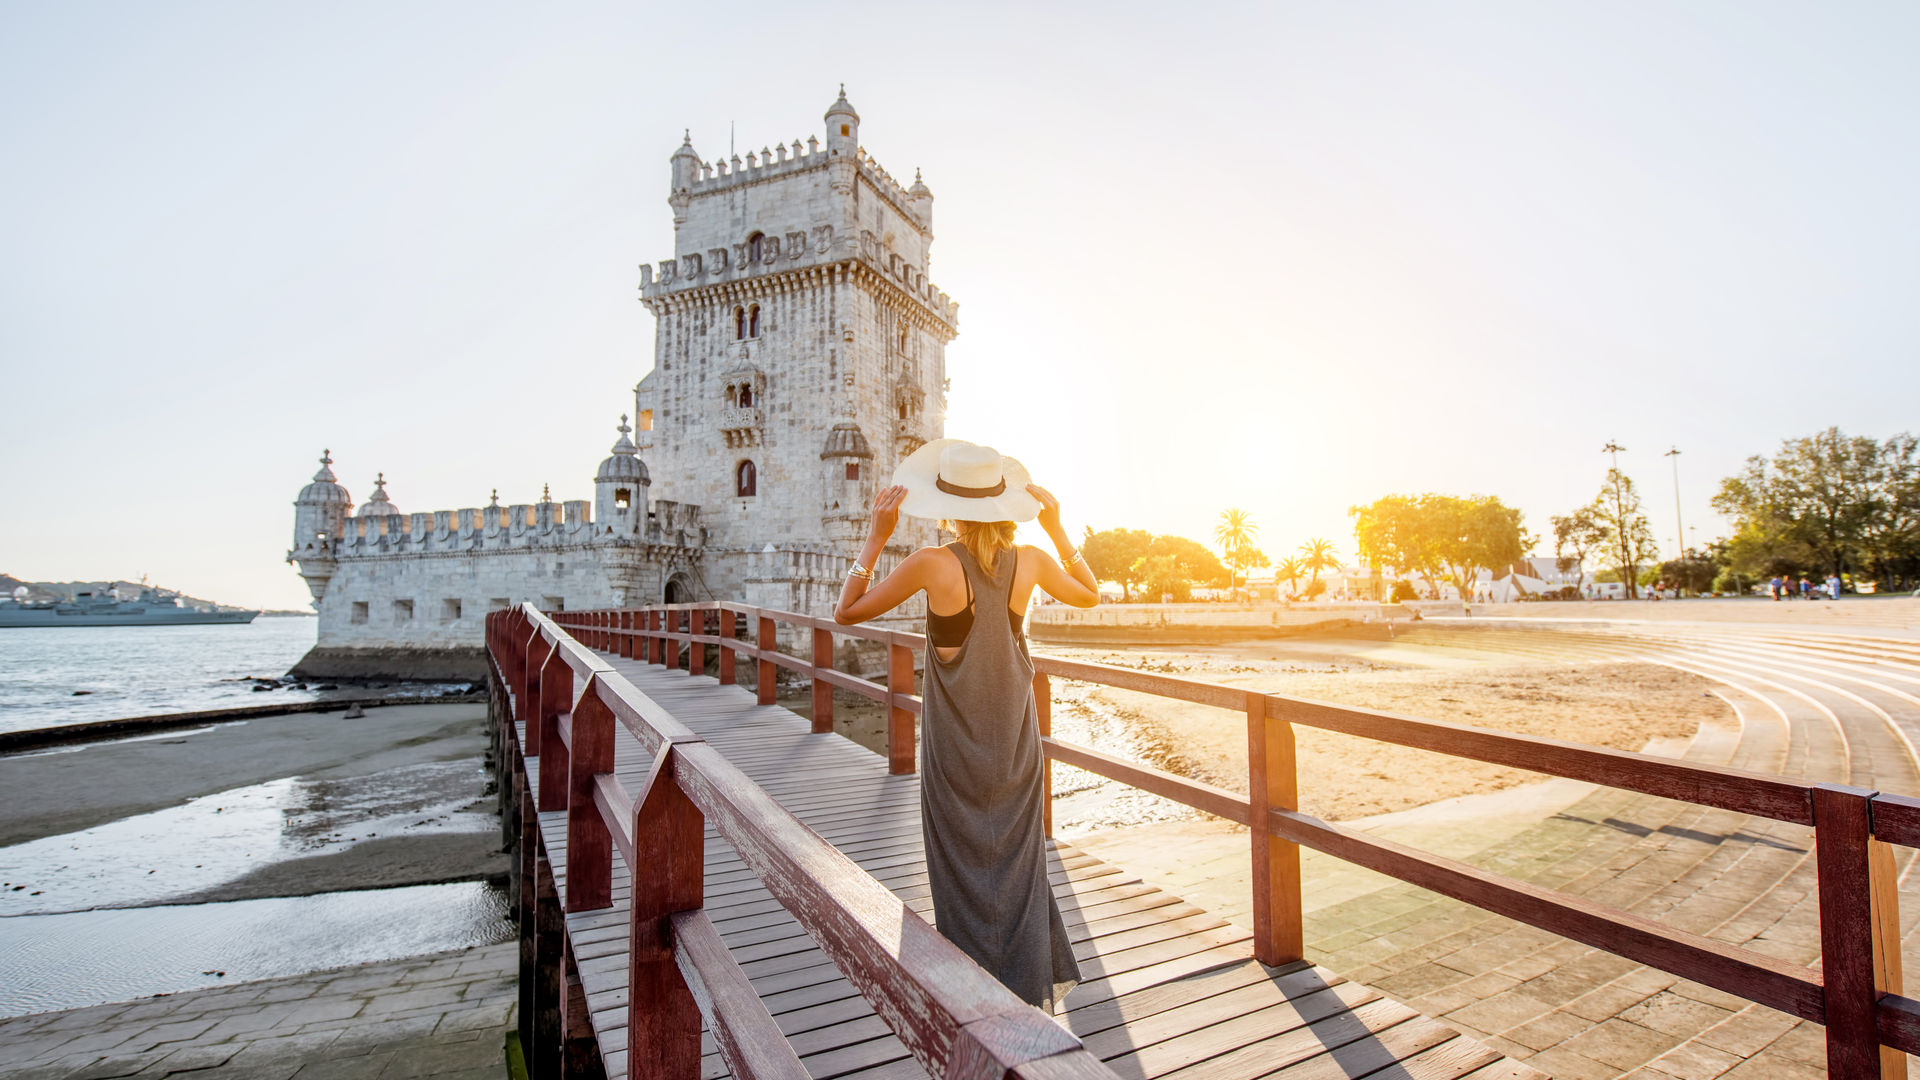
[522, 652, 1539, 1080]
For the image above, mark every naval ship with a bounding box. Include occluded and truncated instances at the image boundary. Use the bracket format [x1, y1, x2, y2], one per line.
[0, 585, 258, 627]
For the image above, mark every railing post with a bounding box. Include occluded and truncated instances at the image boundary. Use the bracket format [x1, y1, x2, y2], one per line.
[536, 645, 572, 813]
[757, 614, 777, 706]
[620, 610, 634, 660]
[567, 679, 616, 912]
[648, 610, 662, 666]
[522, 635, 551, 756]
[629, 750, 704, 1079]
[1248, 693, 1304, 966]
[689, 609, 706, 677]
[1033, 671, 1052, 835]
[1815, 784, 1906, 1079]
[719, 609, 737, 685]
[811, 626, 834, 734]
[889, 640, 916, 775]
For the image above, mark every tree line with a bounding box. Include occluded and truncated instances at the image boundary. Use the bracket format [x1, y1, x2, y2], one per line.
[1077, 426, 1917, 603]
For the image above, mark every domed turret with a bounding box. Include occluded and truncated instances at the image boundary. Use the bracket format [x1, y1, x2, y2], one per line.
[825, 84, 859, 156]
[596, 416, 651, 534]
[358, 473, 400, 518]
[290, 449, 351, 606]
[669, 129, 700, 226]
[821, 420, 875, 540]
[298, 450, 352, 509]
[909, 167, 933, 229]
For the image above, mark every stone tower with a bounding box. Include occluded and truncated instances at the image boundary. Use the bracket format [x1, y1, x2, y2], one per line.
[634, 87, 958, 613]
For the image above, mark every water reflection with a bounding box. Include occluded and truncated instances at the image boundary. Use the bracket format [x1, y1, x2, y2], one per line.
[0, 761, 495, 915]
[0, 882, 512, 1017]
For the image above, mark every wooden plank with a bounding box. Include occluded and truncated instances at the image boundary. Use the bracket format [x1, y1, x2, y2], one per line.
[671, 908, 808, 1080]
[1814, 783, 1906, 1078]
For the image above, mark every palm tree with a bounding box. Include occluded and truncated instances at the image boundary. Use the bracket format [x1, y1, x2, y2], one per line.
[1215, 508, 1258, 595]
[1300, 538, 1339, 588]
[1276, 557, 1305, 599]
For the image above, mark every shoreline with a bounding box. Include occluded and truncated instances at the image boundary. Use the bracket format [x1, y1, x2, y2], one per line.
[0, 694, 485, 754]
[0, 702, 506, 906]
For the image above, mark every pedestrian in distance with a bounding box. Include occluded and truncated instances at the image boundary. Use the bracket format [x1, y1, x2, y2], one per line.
[1827, 574, 1842, 600]
[1769, 575, 1783, 601]
[832, 439, 1097, 1013]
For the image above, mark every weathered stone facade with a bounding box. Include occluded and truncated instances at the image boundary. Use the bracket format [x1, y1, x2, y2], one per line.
[287, 89, 953, 677]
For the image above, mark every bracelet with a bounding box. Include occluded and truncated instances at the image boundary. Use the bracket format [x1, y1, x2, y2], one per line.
[1060, 548, 1084, 568]
[848, 563, 874, 581]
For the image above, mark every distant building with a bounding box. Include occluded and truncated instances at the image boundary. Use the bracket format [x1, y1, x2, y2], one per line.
[287, 89, 955, 678]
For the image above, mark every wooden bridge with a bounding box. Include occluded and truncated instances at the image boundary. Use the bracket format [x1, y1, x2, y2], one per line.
[486, 602, 1920, 1079]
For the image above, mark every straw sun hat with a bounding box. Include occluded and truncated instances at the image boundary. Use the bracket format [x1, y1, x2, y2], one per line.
[891, 438, 1042, 523]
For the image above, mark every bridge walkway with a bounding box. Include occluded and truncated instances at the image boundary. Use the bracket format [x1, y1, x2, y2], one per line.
[523, 651, 1541, 1079]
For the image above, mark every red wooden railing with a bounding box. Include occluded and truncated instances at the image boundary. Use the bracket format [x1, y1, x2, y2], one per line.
[537, 601, 1919, 1080]
[486, 603, 1117, 1080]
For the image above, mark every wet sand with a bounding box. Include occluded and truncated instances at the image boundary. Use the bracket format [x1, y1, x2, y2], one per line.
[0, 703, 505, 907]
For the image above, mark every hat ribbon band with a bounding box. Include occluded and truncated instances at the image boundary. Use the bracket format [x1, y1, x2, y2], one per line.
[935, 476, 1006, 498]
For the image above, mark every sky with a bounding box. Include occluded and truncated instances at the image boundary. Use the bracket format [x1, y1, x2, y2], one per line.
[4, 2, 1917, 609]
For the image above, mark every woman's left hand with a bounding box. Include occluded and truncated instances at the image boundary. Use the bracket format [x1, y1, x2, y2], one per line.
[1027, 483, 1063, 535]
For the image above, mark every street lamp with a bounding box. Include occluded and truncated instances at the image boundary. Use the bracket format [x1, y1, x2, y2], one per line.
[1603, 441, 1632, 598]
[1665, 446, 1686, 596]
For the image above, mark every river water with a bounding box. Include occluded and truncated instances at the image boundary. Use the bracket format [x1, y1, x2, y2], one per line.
[0, 616, 469, 736]
[0, 617, 511, 1017]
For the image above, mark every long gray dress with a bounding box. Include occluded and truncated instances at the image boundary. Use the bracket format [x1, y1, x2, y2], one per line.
[920, 543, 1080, 1011]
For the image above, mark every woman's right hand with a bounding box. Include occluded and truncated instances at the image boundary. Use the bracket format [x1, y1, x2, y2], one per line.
[869, 485, 906, 539]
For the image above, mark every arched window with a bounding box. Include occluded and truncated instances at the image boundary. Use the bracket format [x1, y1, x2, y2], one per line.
[614, 488, 631, 510]
[748, 304, 761, 338]
[733, 306, 746, 340]
[736, 460, 757, 497]
[737, 385, 753, 408]
[747, 232, 764, 263]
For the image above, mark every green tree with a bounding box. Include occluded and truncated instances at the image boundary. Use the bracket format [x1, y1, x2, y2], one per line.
[1549, 506, 1607, 592]
[1276, 557, 1304, 597]
[1214, 508, 1259, 595]
[1300, 538, 1339, 587]
[1081, 527, 1153, 601]
[1712, 427, 1920, 588]
[1145, 535, 1231, 589]
[1349, 493, 1530, 602]
[1658, 556, 1717, 595]
[1589, 468, 1658, 599]
[1132, 554, 1190, 603]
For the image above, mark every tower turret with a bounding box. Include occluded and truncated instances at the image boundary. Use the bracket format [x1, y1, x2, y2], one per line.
[669, 130, 699, 227]
[825, 85, 859, 200]
[290, 450, 351, 606]
[909, 168, 933, 230]
[595, 416, 651, 534]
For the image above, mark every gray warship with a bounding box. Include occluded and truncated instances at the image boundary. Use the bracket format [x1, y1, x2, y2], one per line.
[0, 585, 258, 627]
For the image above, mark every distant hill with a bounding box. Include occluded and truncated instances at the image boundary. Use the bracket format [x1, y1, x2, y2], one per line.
[2, 575, 251, 611]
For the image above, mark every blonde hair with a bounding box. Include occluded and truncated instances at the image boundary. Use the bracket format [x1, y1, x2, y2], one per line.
[942, 519, 1017, 574]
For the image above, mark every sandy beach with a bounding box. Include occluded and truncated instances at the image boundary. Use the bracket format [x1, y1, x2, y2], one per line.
[0, 703, 505, 908]
[1039, 628, 1730, 826]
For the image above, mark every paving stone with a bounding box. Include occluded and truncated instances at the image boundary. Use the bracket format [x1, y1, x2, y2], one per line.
[1558, 1017, 1683, 1071]
[121, 1018, 220, 1052]
[286, 1052, 395, 1080]
[59, 1054, 169, 1080]
[1644, 1039, 1744, 1079]
[1445, 990, 1557, 1035]
[375, 1037, 502, 1078]
[1619, 990, 1737, 1037]
[1502, 1008, 1595, 1052]
[1694, 1005, 1798, 1057]
[149, 1045, 241, 1074]
[1521, 1045, 1620, 1080]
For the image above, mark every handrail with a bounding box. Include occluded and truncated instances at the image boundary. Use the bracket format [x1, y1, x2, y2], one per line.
[488, 604, 1114, 1080]
[549, 600, 1919, 1079]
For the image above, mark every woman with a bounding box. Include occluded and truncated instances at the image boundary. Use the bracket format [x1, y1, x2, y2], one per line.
[833, 439, 1099, 1012]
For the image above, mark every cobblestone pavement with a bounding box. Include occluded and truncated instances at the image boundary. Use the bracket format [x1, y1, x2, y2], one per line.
[1074, 622, 1920, 1078]
[0, 943, 515, 1080]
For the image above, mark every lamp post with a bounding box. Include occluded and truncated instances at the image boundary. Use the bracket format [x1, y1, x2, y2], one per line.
[1603, 440, 1632, 598]
[1665, 446, 1686, 595]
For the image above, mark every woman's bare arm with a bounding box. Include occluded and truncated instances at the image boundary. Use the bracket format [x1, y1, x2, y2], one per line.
[1027, 484, 1099, 607]
[834, 486, 934, 624]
